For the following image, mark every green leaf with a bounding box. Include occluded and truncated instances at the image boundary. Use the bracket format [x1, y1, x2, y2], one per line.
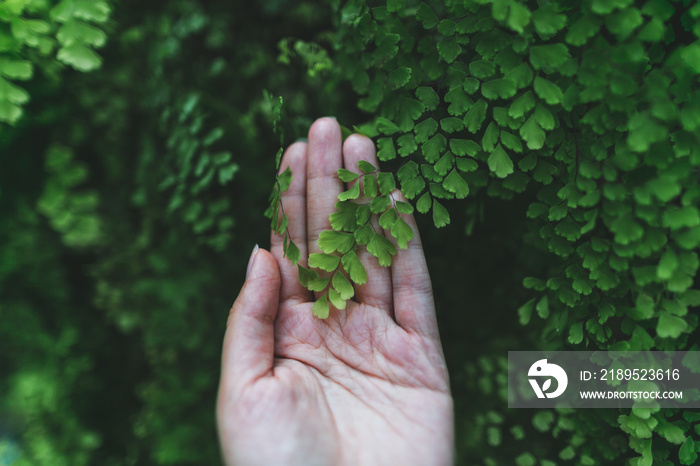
[332, 272, 354, 300]
[370, 194, 391, 213]
[328, 288, 346, 310]
[504, 63, 533, 89]
[482, 122, 499, 153]
[417, 193, 431, 213]
[444, 87, 473, 115]
[363, 175, 378, 198]
[414, 118, 438, 143]
[487, 144, 514, 178]
[438, 19, 456, 36]
[507, 2, 531, 33]
[0, 100, 22, 124]
[0, 59, 32, 80]
[341, 250, 367, 284]
[416, 87, 439, 111]
[277, 166, 293, 192]
[469, 60, 496, 79]
[379, 208, 398, 229]
[377, 137, 397, 161]
[308, 253, 340, 272]
[656, 312, 688, 339]
[330, 201, 359, 231]
[519, 115, 546, 150]
[422, 134, 447, 163]
[681, 44, 700, 73]
[395, 201, 413, 214]
[318, 230, 355, 254]
[500, 131, 523, 152]
[679, 437, 697, 465]
[386, 0, 403, 11]
[627, 113, 668, 152]
[632, 293, 655, 320]
[464, 99, 488, 133]
[530, 44, 569, 70]
[376, 117, 400, 136]
[663, 207, 700, 230]
[605, 7, 643, 39]
[57, 19, 107, 47]
[443, 169, 470, 198]
[658, 422, 686, 445]
[283, 238, 300, 264]
[532, 5, 567, 35]
[432, 199, 450, 227]
[450, 139, 481, 157]
[611, 213, 644, 245]
[435, 152, 455, 175]
[566, 14, 601, 46]
[357, 160, 376, 174]
[355, 204, 371, 225]
[354, 223, 373, 245]
[481, 78, 517, 100]
[57, 42, 102, 71]
[367, 233, 397, 266]
[338, 168, 361, 182]
[533, 77, 563, 105]
[377, 172, 396, 195]
[387, 67, 412, 89]
[437, 38, 461, 63]
[338, 182, 360, 201]
[440, 117, 464, 133]
[416, 2, 439, 28]
[534, 105, 555, 130]
[568, 322, 584, 344]
[313, 293, 330, 318]
[299, 266, 330, 292]
[390, 217, 414, 248]
[518, 298, 535, 325]
[532, 410, 555, 432]
[657, 249, 679, 280]
[509, 90, 535, 118]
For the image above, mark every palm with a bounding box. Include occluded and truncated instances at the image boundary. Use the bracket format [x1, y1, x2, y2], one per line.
[217, 119, 453, 466]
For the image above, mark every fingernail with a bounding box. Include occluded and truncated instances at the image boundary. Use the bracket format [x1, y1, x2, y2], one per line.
[294, 137, 307, 143]
[246, 244, 260, 279]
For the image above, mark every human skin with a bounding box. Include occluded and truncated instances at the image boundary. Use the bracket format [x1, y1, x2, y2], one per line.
[216, 117, 454, 466]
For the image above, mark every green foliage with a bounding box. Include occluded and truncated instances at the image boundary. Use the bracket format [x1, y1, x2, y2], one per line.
[0, 0, 111, 124]
[281, 0, 700, 463]
[292, 162, 417, 317]
[2, 0, 337, 464]
[5, 0, 700, 464]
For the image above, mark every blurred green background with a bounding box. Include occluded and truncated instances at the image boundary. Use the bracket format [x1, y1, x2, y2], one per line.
[5, 0, 694, 464]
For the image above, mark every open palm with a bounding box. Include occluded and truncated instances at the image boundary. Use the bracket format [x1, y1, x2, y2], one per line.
[217, 118, 454, 466]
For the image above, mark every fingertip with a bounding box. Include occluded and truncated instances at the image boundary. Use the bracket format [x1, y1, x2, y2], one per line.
[246, 248, 281, 288]
[343, 133, 373, 151]
[280, 142, 306, 173]
[308, 117, 341, 142]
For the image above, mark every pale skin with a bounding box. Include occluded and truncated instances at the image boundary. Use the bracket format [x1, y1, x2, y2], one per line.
[217, 118, 454, 466]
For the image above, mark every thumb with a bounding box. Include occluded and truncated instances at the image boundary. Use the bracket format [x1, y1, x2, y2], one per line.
[220, 246, 281, 393]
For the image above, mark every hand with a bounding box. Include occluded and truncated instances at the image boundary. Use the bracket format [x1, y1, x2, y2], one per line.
[217, 118, 454, 466]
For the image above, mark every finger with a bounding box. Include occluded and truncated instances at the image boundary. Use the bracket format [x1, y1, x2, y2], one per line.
[306, 117, 344, 256]
[220, 249, 281, 393]
[385, 190, 440, 340]
[342, 134, 393, 310]
[270, 142, 312, 303]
